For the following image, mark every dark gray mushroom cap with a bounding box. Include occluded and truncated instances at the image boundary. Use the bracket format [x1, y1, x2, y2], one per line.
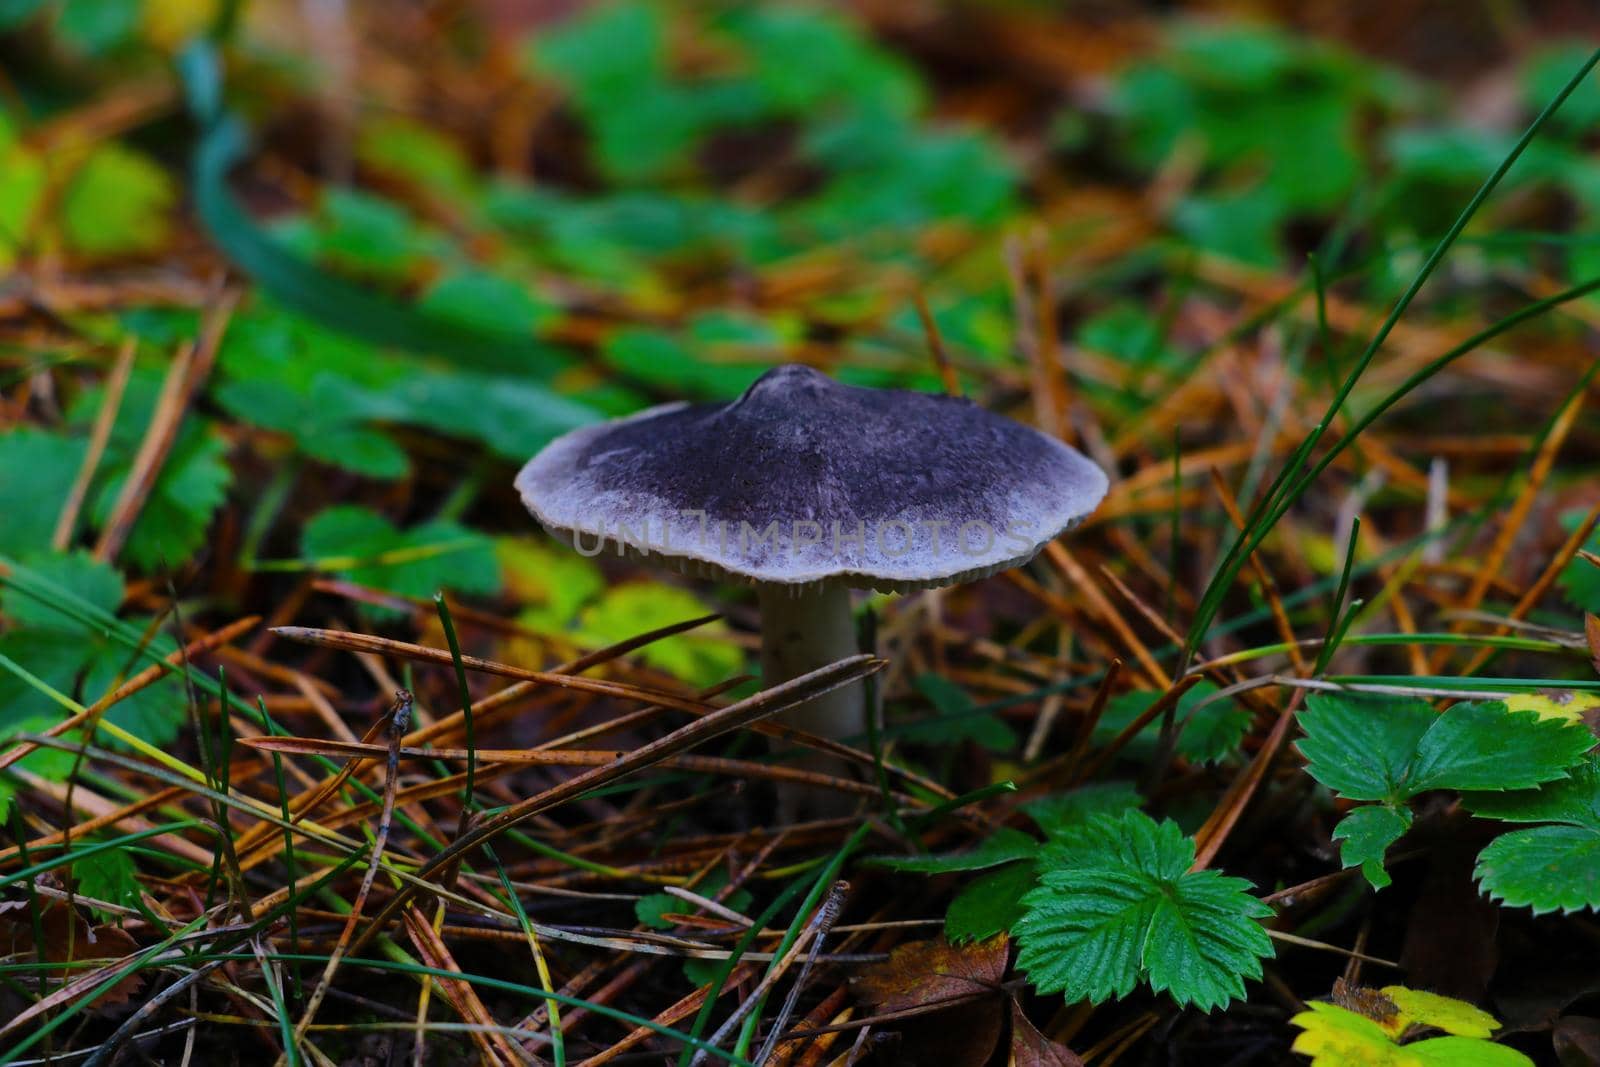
[516, 364, 1108, 592]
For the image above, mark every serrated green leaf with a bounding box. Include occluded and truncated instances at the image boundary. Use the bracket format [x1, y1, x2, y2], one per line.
[72, 845, 141, 916]
[1, 551, 122, 632]
[870, 827, 1038, 875]
[945, 860, 1036, 943]
[1333, 805, 1412, 890]
[1298, 693, 1592, 804]
[902, 673, 1017, 752]
[89, 422, 233, 571]
[1463, 755, 1600, 828]
[1474, 826, 1600, 916]
[1015, 811, 1272, 1010]
[0, 431, 86, 556]
[1407, 700, 1594, 793]
[1301, 694, 1593, 889]
[1022, 782, 1142, 840]
[0, 601, 185, 752]
[1557, 509, 1600, 613]
[1094, 681, 1249, 766]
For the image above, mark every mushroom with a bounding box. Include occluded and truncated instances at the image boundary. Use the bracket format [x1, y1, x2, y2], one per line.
[516, 364, 1108, 816]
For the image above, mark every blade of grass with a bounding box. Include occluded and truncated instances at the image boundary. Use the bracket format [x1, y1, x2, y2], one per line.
[1185, 47, 1600, 660]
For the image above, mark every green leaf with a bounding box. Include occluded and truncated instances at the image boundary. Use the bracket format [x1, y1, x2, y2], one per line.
[1332, 805, 1412, 890]
[600, 325, 768, 400]
[1299, 693, 1592, 802]
[315, 187, 427, 281]
[419, 269, 557, 337]
[57, 0, 140, 53]
[945, 860, 1036, 944]
[356, 118, 478, 203]
[1406, 1037, 1535, 1067]
[1, 550, 122, 632]
[1557, 509, 1600, 613]
[902, 674, 1017, 752]
[799, 117, 1016, 236]
[1406, 700, 1595, 793]
[1474, 826, 1600, 916]
[0, 712, 75, 823]
[1298, 693, 1438, 801]
[60, 144, 175, 257]
[1171, 190, 1285, 267]
[1523, 43, 1600, 134]
[0, 140, 47, 267]
[1022, 782, 1142, 840]
[1462, 755, 1600, 828]
[296, 424, 410, 480]
[335, 365, 599, 461]
[718, 6, 922, 119]
[530, 2, 711, 183]
[72, 845, 141, 915]
[0, 430, 85, 556]
[1463, 757, 1600, 914]
[1384, 985, 1500, 1039]
[300, 506, 501, 613]
[1094, 681, 1249, 766]
[88, 421, 233, 571]
[1015, 810, 1272, 1010]
[499, 537, 606, 632]
[0, 553, 185, 751]
[869, 827, 1038, 874]
[1301, 693, 1594, 890]
[0, 0, 51, 31]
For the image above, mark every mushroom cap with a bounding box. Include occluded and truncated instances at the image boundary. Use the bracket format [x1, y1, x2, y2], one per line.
[516, 364, 1108, 592]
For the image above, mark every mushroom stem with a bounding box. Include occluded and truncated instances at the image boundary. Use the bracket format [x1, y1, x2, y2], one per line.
[758, 583, 864, 817]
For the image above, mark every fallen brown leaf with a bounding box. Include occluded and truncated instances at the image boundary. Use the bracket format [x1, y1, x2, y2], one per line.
[1010, 999, 1085, 1067]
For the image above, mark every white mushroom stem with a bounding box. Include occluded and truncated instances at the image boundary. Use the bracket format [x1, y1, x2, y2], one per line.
[758, 583, 864, 816]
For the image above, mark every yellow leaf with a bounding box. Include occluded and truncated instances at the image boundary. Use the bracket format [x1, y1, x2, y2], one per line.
[1498, 690, 1600, 727]
[1291, 1003, 1412, 1066]
[1381, 986, 1499, 1039]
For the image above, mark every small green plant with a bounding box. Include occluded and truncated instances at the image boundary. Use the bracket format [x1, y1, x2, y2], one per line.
[1014, 810, 1274, 1011]
[1296, 692, 1595, 888]
[880, 789, 1273, 1010]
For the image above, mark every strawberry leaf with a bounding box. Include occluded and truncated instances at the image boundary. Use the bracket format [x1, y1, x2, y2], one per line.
[1015, 810, 1273, 1011]
[1298, 693, 1594, 889]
